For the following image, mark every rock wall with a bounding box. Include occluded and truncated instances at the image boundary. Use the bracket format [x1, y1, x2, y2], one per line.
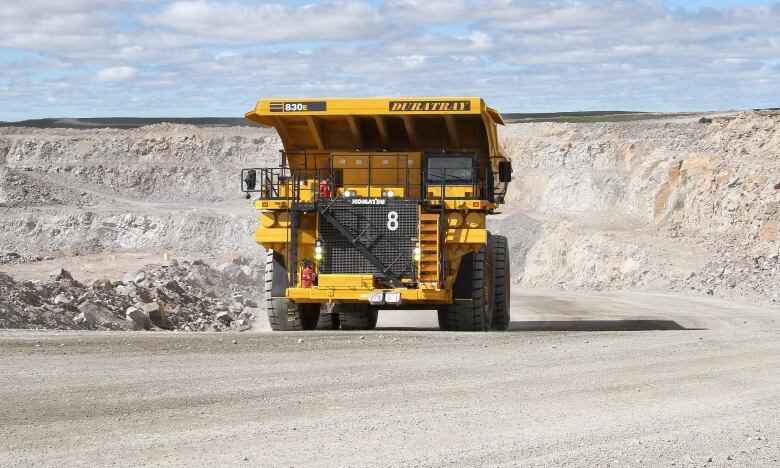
[492, 111, 780, 304]
[0, 124, 279, 255]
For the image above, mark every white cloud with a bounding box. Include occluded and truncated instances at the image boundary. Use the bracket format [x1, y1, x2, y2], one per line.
[140, 0, 390, 44]
[1, 0, 780, 119]
[96, 66, 138, 82]
[381, 0, 471, 22]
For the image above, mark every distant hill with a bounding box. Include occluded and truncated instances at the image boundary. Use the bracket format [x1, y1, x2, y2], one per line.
[0, 117, 255, 129]
[1, 113, 668, 128]
[4, 109, 774, 128]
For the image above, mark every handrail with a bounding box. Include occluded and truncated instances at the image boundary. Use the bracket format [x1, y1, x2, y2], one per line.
[240, 166, 493, 201]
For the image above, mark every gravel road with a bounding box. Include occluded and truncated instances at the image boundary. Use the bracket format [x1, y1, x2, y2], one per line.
[1, 290, 779, 467]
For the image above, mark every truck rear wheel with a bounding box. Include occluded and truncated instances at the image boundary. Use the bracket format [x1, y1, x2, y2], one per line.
[335, 303, 378, 330]
[490, 234, 511, 331]
[265, 250, 319, 331]
[437, 241, 493, 331]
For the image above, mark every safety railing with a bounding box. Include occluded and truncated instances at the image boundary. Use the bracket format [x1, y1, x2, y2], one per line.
[240, 166, 494, 202]
[240, 167, 298, 200]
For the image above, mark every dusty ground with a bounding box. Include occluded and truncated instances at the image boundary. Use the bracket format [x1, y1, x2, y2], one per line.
[1, 289, 779, 467]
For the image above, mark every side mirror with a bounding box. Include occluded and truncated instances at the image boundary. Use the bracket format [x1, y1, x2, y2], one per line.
[498, 161, 512, 183]
[243, 169, 257, 191]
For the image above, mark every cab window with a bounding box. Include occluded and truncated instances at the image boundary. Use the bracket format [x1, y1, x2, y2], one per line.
[426, 154, 477, 184]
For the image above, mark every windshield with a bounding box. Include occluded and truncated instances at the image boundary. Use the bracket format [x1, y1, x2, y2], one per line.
[426, 156, 476, 184]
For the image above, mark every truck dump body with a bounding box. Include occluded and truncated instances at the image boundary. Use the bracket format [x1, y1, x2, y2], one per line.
[245, 97, 504, 156]
[242, 97, 512, 331]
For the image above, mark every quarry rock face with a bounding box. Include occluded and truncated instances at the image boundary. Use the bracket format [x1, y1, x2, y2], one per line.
[0, 124, 274, 256]
[494, 111, 780, 304]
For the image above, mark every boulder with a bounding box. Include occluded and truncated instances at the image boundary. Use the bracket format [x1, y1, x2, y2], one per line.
[122, 272, 138, 284]
[49, 268, 73, 281]
[91, 278, 113, 290]
[217, 262, 240, 277]
[133, 271, 146, 284]
[141, 302, 170, 329]
[73, 310, 96, 326]
[215, 311, 233, 325]
[53, 293, 70, 305]
[81, 302, 129, 330]
[125, 306, 151, 330]
[244, 299, 258, 308]
[233, 265, 254, 284]
[164, 279, 185, 295]
[240, 307, 262, 320]
[232, 318, 252, 332]
[232, 293, 245, 304]
[153, 288, 171, 302]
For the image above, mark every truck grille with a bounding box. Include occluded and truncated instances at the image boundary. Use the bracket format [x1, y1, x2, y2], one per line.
[319, 200, 419, 279]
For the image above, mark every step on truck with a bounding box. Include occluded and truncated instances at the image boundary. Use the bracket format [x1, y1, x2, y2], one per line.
[241, 97, 513, 331]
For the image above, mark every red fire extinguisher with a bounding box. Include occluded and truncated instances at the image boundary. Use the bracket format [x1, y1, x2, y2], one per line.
[301, 263, 314, 288]
[319, 178, 331, 199]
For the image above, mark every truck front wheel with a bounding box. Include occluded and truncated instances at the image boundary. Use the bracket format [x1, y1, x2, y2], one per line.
[437, 234, 510, 332]
[265, 250, 319, 331]
[489, 234, 511, 331]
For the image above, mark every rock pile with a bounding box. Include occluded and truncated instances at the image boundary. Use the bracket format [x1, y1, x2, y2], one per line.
[0, 256, 265, 331]
[0, 251, 55, 265]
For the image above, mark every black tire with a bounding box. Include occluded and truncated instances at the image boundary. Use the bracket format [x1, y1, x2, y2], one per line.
[335, 303, 378, 330]
[316, 309, 341, 330]
[437, 239, 493, 331]
[265, 250, 319, 331]
[490, 235, 511, 331]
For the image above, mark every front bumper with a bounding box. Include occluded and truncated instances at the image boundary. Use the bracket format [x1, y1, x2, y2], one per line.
[284, 287, 450, 304]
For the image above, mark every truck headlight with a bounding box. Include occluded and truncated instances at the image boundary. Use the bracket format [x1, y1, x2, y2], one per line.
[384, 291, 401, 304]
[383, 190, 395, 198]
[368, 292, 385, 305]
[343, 190, 354, 198]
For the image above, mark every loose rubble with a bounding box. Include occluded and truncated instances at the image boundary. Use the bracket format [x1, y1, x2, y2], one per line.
[0, 251, 55, 265]
[0, 256, 264, 331]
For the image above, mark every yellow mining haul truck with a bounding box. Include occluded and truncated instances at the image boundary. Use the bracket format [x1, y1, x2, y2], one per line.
[241, 97, 513, 331]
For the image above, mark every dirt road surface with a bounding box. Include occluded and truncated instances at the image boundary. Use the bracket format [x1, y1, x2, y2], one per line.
[2, 289, 779, 467]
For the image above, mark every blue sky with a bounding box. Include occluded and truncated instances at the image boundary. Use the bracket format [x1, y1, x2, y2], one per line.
[1, 0, 779, 120]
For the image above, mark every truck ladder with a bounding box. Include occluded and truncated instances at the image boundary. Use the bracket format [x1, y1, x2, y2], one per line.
[418, 213, 439, 288]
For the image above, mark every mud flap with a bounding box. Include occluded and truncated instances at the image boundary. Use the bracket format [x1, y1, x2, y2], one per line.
[270, 251, 289, 297]
[452, 251, 475, 300]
